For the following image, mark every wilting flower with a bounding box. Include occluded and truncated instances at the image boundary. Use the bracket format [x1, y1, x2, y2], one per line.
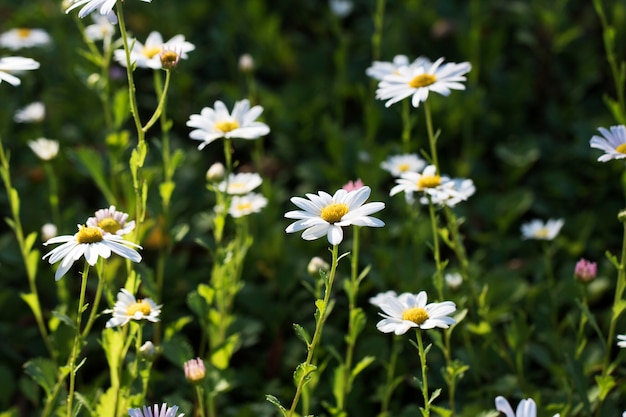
[28, 138, 59, 160]
[366, 55, 432, 81]
[15, 102, 45, 123]
[84, 13, 116, 42]
[368, 290, 398, 308]
[589, 125, 626, 162]
[390, 165, 463, 203]
[285, 186, 385, 245]
[380, 153, 426, 177]
[128, 403, 184, 417]
[0, 56, 39, 86]
[184, 358, 206, 383]
[376, 57, 471, 107]
[218, 172, 263, 195]
[86, 205, 135, 236]
[227, 193, 268, 218]
[105, 288, 161, 328]
[521, 219, 564, 241]
[114, 31, 194, 70]
[574, 258, 597, 282]
[419, 178, 475, 207]
[342, 178, 364, 192]
[66, 0, 151, 19]
[43, 225, 142, 280]
[376, 291, 456, 334]
[187, 99, 270, 150]
[0, 28, 51, 50]
[307, 256, 330, 277]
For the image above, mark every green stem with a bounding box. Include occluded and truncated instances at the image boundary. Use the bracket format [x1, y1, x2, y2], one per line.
[142, 69, 171, 133]
[424, 101, 438, 172]
[380, 336, 401, 417]
[195, 385, 207, 417]
[401, 100, 412, 152]
[428, 200, 444, 300]
[416, 330, 430, 417]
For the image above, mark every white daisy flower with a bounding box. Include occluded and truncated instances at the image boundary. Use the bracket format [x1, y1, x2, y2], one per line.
[366, 55, 432, 81]
[376, 57, 471, 107]
[419, 178, 475, 207]
[105, 288, 161, 328]
[113, 31, 195, 70]
[0, 56, 39, 86]
[521, 218, 564, 241]
[389, 165, 462, 202]
[368, 290, 398, 308]
[617, 334, 626, 348]
[218, 172, 263, 195]
[227, 192, 268, 218]
[128, 403, 183, 417]
[380, 153, 426, 177]
[376, 291, 456, 334]
[84, 13, 116, 42]
[589, 125, 626, 162]
[285, 186, 385, 245]
[0, 28, 51, 50]
[66, 0, 151, 19]
[86, 205, 135, 236]
[14, 102, 45, 123]
[42, 225, 142, 281]
[186, 99, 270, 150]
[28, 138, 59, 160]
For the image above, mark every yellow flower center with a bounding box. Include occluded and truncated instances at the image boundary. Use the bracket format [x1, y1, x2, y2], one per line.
[215, 120, 240, 133]
[126, 299, 152, 316]
[409, 73, 437, 89]
[142, 46, 162, 59]
[98, 218, 122, 234]
[617, 143, 626, 154]
[76, 226, 104, 244]
[17, 29, 32, 38]
[402, 307, 429, 324]
[534, 228, 550, 239]
[398, 163, 410, 172]
[320, 203, 349, 223]
[417, 175, 442, 189]
[236, 202, 253, 211]
[229, 182, 246, 192]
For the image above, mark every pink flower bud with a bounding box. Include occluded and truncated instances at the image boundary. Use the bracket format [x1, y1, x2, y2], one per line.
[574, 258, 597, 282]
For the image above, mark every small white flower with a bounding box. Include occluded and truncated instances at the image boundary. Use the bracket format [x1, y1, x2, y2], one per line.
[66, 0, 151, 19]
[419, 178, 475, 207]
[380, 153, 426, 177]
[238, 53, 254, 73]
[617, 334, 626, 348]
[84, 13, 116, 42]
[376, 291, 456, 334]
[589, 125, 626, 162]
[128, 404, 183, 417]
[28, 138, 59, 160]
[521, 219, 564, 241]
[329, 0, 353, 18]
[376, 57, 471, 107]
[218, 172, 263, 195]
[114, 31, 194, 70]
[86, 205, 135, 236]
[368, 290, 398, 308]
[15, 102, 45, 123]
[366, 55, 432, 81]
[389, 165, 463, 203]
[0, 28, 51, 50]
[0, 56, 39, 86]
[105, 288, 161, 328]
[285, 186, 385, 245]
[187, 99, 270, 150]
[227, 192, 268, 218]
[41, 223, 58, 241]
[43, 225, 142, 280]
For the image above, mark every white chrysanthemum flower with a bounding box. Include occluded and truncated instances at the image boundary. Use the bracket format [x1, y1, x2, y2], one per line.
[228, 192, 268, 218]
[0, 56, 39, 86]
[28, 138, 59, 160]
[376, 57, 471, 107]
[15, 102, 45, 123]
[0, 28, 51, 50]
[419, 178, 475, 207]
[86, 205, 135, 236]
[589, 125, 626, 162]
[66, 0, 151, 19]
[389, 165, 463, 203]
[617, 334, 626, 348]
[218, 172, 263, 195]
[113, 31, 195, 70]
[128, 403, 183, 417]
[329, 0, 353, 18]
[42, 225, 142, 280]
[285, 186, 385, 245]
[369, 290, 398, 308]
[366, 55, 432, 81]
[376, 291, 456, 334]
[521, 218, 564, 241]
[85, 13, 116, 42]
[380, 153, 426, 177]
[105, 288, 161, 328]
[187, 99, 270, 150]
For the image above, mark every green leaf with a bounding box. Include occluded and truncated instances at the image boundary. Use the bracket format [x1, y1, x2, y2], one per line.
[159, 181, 176, 209]
[198, 283, 215, 305]
[293, 363, 317, 386]
[428, 388, 442, 405]
[161, 335, 194, 368]
[293, 323, 311, 346]
[112, 89, 130, 129]
[595, 374, 616, 400]
[21, 293, 44, 330]
[73, 148, 116, 204]
[612, 299, 626, 321]
[25, 249, 39, 279]
[100, 328, 124, 387]
[467, 321, 491, 335]
[211, 333, 239, 370]
[95, 386, 120, 417]
[430, 404, 453, 417]
[165, 316, 193, 341]
[265, 395, 288, 417]
[52, 309, 75, 329]
[24, 231, 37, 254]
[349, 356, 375, 385]
[23, 358, 57, 397]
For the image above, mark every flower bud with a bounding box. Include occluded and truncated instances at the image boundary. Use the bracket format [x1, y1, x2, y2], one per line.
[41, 223, 58, 241]
[445, 272, 463, 290]
[342, 179, 364, 192]
[619, 209, 626, 223]
[184, 357, 206, 383]
[238, 53, 254, 73]
[160, 47, 181, 70]
[307, 256, 330, 277]
[206, 162, 225, 182]
[139, 341, 158, 361]
[574, 258, 597, 282]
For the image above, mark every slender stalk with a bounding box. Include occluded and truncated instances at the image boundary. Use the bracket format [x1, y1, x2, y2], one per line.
[379, 336, 401, 417]
[424, 101, 438, 172]
[415, 330, 430, 417]
[142, 69, 171, 133]
[428, 200, 444, 300]
[401, 100, 412, 152]
[195, 385, 207, 417]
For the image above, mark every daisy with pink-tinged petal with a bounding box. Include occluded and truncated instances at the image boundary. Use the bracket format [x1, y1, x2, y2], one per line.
[589, 125, 626, 162]
[128, 403, 183, 417]
[86, 205, 135, 236]
[376, 291, 456, 334]
[375, 57, 471, 108]
[187, 99, 270, 150]
[285, 186, 384, 245]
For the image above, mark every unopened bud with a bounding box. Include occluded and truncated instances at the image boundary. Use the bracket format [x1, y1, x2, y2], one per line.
[206, 162, 225, 182]
[445, 272, 463, 290]
[139, 341, 158, 361]
[620, 209, 626, 223]
[238, 54, 254, 73]
[307, 256, 330, 277]
[160, 48, 180, 70]
[41, 223, 58, 241]
[184, 357, 206, 383]
[574, 258, 597, 282]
